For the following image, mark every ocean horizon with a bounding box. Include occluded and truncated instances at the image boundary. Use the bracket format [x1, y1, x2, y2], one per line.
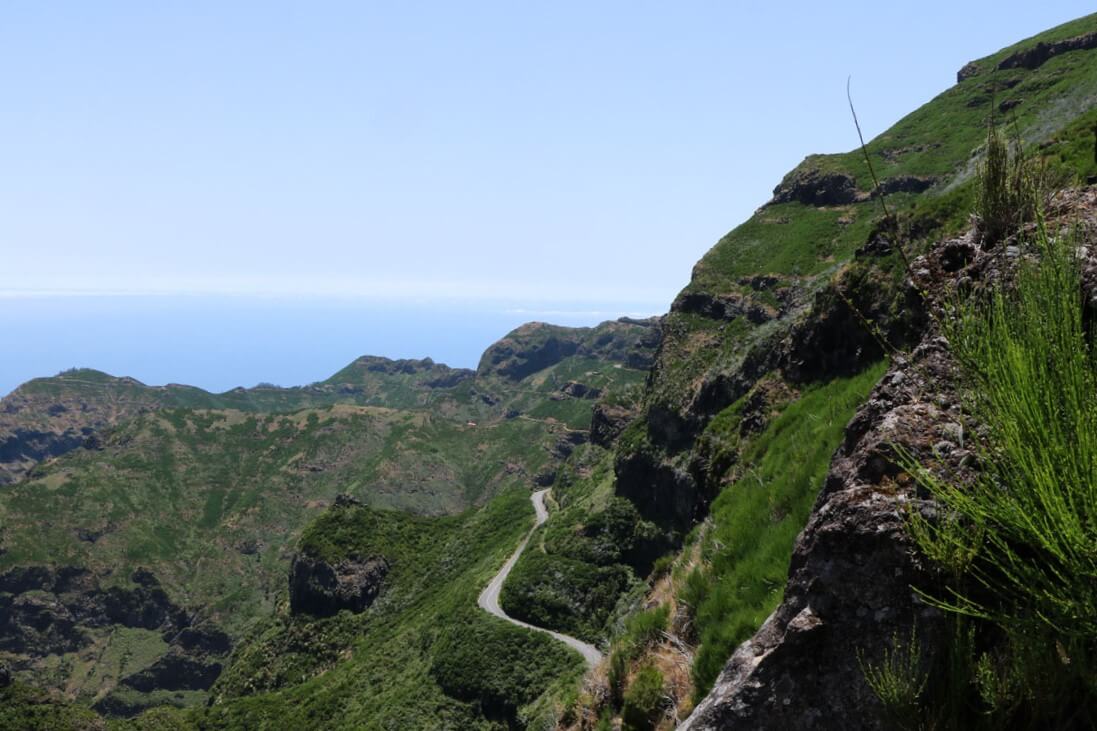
[1, 294, 665, 398]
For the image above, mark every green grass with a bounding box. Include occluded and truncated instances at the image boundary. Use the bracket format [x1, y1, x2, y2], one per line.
[688, 361, 888, 698]
[647, 11, 1097, 432]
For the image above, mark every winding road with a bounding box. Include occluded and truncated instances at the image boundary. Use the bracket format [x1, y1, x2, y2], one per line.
[477, 489, 604, 668]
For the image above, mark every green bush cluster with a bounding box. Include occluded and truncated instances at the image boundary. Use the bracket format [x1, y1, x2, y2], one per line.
[975, 124, 1039, 247]
[429, 610, 577, 724]
[620, 665, 666, 731]
[904, 220, 1097, 727]
[498, 551, 632, 642]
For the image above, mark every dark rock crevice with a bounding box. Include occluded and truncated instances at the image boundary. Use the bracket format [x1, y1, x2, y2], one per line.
[998, 30, 1097, 71]
[288, 553, 389, 617]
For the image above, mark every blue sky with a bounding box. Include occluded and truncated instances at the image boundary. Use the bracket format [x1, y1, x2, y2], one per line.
[1, 2, 1093, 393]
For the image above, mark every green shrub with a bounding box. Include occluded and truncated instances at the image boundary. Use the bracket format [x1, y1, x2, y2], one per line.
[976, 123, 1038, 246]
[429, 611, 577, 722]
[608, 649, 628, 708]
[621, 605, 669, 658]
[858, 628, 928, 731]
[906, 221, 1097, 726]
[621, 665, 665, 731]
[499, 551, 632, 643]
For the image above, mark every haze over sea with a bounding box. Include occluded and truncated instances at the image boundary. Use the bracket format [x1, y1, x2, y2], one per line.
[0, 295, 663, 398]
[4, 2, 1090, 398]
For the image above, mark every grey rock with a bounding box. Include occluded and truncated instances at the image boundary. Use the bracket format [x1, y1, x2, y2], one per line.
[289, 553, 389, 617]
[768, 168, 858, 207]
[956, 61, 981, 82]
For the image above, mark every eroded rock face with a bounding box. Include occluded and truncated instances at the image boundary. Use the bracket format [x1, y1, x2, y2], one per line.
[682, 187, 1097, 730]
[681, 340, 965, 730]
[998, 30, 1097, 71]
[956, 61, 981, 82]
[120, 648, 222, 692]
[590, 402, 635, 448]
[559, 381, 602, 400]
[769, 168, 859, 207]
[673, 291, 776, 324]
[289, 554, 389, 617]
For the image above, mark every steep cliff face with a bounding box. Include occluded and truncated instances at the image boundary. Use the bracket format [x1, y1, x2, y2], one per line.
[573, 13, 1097, 729]
[615, 9, 1097, 539]
[681, 186, 1097, 728]
[289, 551, 389, 617]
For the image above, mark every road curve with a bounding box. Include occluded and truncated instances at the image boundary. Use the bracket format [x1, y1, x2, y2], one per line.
[477, 489, 604, 668]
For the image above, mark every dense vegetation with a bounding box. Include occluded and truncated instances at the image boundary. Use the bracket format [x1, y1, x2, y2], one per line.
[892, 186, 1097, 726]
[200, 489, 585, 730]
[499, 445, 669, 644]
[685, 362, 888, 697]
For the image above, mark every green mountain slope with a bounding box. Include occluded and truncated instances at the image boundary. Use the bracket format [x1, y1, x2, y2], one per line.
[6, 12, 1097, 731]
[1, 317, 658, 486]
[0, 319, 655, 722]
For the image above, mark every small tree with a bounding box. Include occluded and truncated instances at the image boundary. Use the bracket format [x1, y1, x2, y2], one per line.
[621, 665, 665, 731]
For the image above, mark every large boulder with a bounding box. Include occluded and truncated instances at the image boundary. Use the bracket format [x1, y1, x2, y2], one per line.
[289, 553, 389, 617]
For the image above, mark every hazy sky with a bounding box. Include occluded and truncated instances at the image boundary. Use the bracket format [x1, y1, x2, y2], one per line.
[3, 2, 1093, 307]
[1, 3, 1094, 395]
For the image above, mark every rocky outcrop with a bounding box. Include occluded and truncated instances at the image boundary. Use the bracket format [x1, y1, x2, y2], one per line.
[559, 381, 602, 400]
[550, 431, 589, 461]
[0, 591, 87, 655]
[289, 553, 389, 617]
[782, 264, 924, 384]
[120, 648, 222, 692]
[682, 187, 1097, 729]
[871, 175, 937, 197]
[0, 566, 189, 655]
[590, 402, 636, 447]
[672, 291, 777, 324]
[768, 168, 859, 207]
[614, 447, 705, 528]
[681, 338, 966, 729]
[170, 624, 232, 655]
[998, 30, 1097, 71]
[956, 61, 981, 82]
[767, 167, 936, 209]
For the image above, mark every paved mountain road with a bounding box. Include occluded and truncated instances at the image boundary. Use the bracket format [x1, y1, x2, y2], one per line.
[477, 489, 603, 668]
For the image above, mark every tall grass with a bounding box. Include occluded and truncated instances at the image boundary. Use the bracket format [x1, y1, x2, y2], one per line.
[905, 220, 1097, 726]
[912, 222, 1097, 638]
[975, 124, 1039, 246]
[689, 361, 887, 698]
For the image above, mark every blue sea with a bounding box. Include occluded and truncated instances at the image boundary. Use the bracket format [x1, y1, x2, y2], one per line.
[0, 295, 665, 398]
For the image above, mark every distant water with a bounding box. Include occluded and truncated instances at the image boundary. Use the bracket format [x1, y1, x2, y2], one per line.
[0, 295, 664, 397]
